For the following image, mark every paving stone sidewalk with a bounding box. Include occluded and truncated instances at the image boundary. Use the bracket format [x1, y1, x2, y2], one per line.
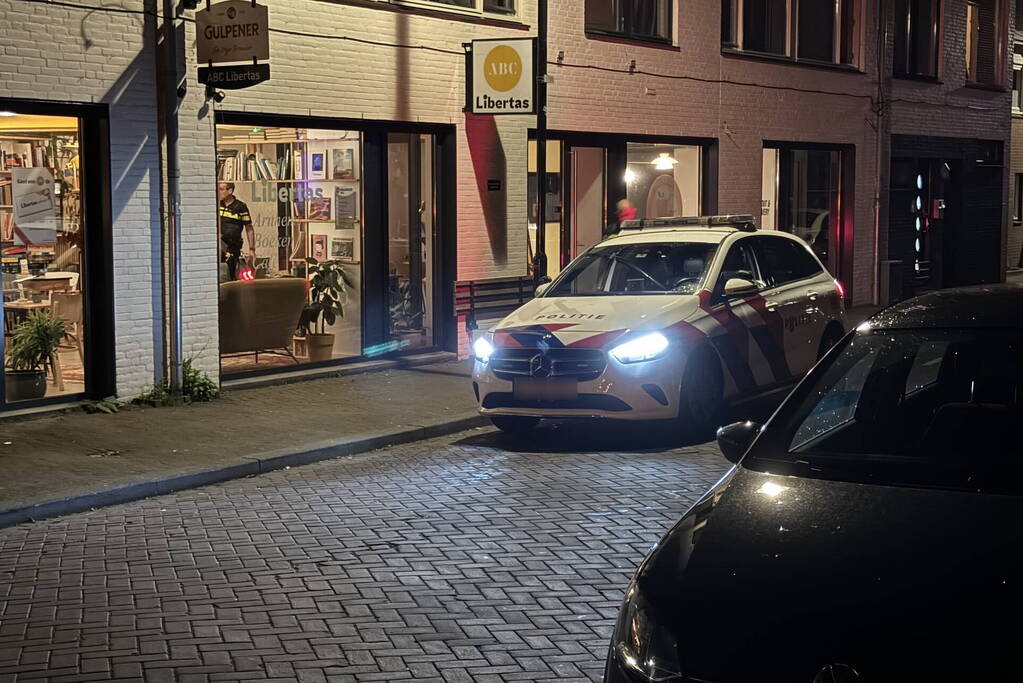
[0, 361, 479, 525]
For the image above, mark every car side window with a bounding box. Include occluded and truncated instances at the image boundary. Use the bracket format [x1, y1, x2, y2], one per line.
[753, 236, 823, 287]
[714, 240, 765, 299]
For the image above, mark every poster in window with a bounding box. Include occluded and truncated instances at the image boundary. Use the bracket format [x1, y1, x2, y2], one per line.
[11, 168, 57, 245]
[311, 233, 327, 262]
[331, 237, 354, 262]
[331, 148, 354, 180]
[308, 197, 331, 221]
[310, 152, 325, 179]
[335, 186, 356, 230]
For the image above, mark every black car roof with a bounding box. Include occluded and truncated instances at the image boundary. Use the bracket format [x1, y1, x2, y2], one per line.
[867, 283, 1023, 330]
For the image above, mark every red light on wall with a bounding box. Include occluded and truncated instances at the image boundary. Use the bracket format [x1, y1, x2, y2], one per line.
[834, 279, 846, 300]
[239, 267, 255, 282]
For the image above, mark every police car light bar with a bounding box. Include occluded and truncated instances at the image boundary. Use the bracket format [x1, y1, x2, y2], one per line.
[619, 215, 758, 232]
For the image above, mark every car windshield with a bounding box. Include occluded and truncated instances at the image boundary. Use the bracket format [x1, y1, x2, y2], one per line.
[546, 242, 717, 297]
[746, 328, 1023, 493]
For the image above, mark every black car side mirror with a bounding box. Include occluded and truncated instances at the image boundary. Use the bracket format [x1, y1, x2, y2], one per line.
[716, 421, 762, 464]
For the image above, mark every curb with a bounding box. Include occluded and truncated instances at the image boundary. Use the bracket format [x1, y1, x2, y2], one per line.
[0, 414, 488, 530]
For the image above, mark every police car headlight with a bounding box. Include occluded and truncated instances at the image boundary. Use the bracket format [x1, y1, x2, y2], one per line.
[610, 333, 669, 364]
[473, 336, 495, 364]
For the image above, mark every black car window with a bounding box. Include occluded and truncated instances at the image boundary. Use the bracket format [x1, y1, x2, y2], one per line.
[748, 329, 1023, 493]
[752, 235, 823, 287]
[714, 240, 765, 298]
[547, 242, 719, 296]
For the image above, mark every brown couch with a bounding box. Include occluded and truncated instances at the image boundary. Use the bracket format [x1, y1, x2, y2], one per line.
[219, 278, 307, 356]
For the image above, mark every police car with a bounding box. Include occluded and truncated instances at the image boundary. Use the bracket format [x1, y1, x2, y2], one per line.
[471, 215, 846, 433]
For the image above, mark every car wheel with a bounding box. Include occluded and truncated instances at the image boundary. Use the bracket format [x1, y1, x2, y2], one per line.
[817, 324, 845, 361]
[490, 416, 541, 433]
[677, 346, 724, 435]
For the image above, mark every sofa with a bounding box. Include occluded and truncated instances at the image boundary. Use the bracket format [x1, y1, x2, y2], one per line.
[219, 277, 307, 356]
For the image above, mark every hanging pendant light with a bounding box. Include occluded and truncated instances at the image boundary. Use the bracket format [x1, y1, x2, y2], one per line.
[652, 152, 678, 170]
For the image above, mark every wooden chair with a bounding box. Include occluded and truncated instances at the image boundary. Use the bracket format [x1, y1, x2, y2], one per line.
[51, 291, 84, 365]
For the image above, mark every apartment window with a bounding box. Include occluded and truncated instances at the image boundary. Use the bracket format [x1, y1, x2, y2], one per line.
[585, 0, 673, 43]
[1013, 52, 1023, 111]
[893, 0, 940, 78]
[394, 0, 515, 16]
[721, 0, 861, 65]
[1016, 0, 1023, 29]
[965, 0, 1005, 86]
[1015, 174, 1023, 223]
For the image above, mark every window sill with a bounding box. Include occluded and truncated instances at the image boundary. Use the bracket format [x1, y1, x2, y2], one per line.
[964, 81, 1008, 93]
[584, 30, 677, 50]
[893, 73, 942, 84]
[316, 0, 529, 29]
[720, 47, 862, 74]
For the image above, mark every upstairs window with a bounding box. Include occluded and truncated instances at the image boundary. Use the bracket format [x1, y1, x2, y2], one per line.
[393, 0, 516, 17]
[1016, 0, 1023, 29]
[721, 0, 861, 66]
[1013, 51, 1023, 111]
[586, 0, 673, 43]
[893, 0, 940, 78]
[965, 0, 1007, 86]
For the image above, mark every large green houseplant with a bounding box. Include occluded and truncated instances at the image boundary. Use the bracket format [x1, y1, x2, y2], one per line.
[299, 258, 353, 363]
[4, 310, 65, 402]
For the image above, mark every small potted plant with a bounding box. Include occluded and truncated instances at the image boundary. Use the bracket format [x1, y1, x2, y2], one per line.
[299, 258, 352, 363]
[4, 310, 65, 402]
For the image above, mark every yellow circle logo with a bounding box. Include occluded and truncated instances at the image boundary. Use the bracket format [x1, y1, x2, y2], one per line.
[484, 45, 522, 92]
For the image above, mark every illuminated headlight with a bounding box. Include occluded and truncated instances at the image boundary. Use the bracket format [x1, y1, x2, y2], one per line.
[472, 336, 495, 364]
[610, 332, 669, 364]
[613, 584, 683, 682]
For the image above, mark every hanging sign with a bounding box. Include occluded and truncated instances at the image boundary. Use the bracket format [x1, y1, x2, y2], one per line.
[469, 38, 536, 115]
[196, 0, 269, 64]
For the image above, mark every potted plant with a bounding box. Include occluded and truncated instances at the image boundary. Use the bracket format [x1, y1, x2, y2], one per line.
[299, 258, 352, 363]
[4, 310, 65, 402]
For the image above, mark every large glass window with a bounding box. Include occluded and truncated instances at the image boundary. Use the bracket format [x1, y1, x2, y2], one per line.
[2, 112, 87, 405]
[585, 0, 672, 43]
[762, 147, 842, 276]
[527, 139, 563, 281]
[625, 143, 702, 221]
[215, 125, 363, 375]
[723, 0, 861, 65]
[893, 0, 940, 78]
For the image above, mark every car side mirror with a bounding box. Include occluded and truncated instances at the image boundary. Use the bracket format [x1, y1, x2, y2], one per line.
[716, 421, 762, 464]
[535, 277, 552, 297]
[723, 278, 758, 298]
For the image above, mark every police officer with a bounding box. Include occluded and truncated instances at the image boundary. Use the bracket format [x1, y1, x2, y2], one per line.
[217, 182, 256, 281]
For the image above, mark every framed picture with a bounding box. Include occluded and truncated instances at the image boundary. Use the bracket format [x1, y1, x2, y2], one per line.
[308, 197, 331, 221]
[310, 152, 325, 179]
[331, 148, 354, 180]
[311, 233, 327, 262]
[335, 186, 356, 229]
[331, 237, 355, 262]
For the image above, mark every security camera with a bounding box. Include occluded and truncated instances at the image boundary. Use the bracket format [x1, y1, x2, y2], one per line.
[205, 85, 225, 103]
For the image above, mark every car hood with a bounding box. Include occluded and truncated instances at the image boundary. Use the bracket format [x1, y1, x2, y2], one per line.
[493, 294, 701, 349]
[634, 466, 1023, 682]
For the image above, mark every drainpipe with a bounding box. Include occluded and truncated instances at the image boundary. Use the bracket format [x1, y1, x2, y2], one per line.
[156, 0, 184, 392]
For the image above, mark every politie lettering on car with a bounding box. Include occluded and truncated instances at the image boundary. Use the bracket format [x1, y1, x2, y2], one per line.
[470, 215, 846, 433]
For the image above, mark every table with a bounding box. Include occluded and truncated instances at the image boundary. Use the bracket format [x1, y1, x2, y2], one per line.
[3, 300, 51, 339]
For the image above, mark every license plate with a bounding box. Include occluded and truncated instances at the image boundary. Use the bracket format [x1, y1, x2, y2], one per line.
[513, 378, 578, 401]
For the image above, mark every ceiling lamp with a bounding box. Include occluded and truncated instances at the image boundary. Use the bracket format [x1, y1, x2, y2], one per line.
[652, 153, 677, 170]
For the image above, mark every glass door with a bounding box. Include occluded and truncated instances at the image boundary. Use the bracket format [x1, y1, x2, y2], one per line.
[569, 146, 606, 260]
[386, 133, 435, 349]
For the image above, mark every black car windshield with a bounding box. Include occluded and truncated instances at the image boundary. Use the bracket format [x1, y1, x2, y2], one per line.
[545, 242, 718, 297]
[747, 328, 1023, 492]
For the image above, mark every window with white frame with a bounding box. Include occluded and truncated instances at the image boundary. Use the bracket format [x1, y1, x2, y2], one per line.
[393, 0, 515, 16]
[721, 0, 861, 66]
[1013, 51, 1023, 111]
[586, 0, 673, 43]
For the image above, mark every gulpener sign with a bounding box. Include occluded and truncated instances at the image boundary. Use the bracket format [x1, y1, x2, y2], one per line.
[196, 0, 270, 90]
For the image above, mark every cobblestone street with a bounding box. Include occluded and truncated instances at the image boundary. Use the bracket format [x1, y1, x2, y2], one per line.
[0, 425, 729, 682]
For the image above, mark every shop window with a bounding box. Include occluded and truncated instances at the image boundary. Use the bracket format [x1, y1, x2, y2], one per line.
[965, 0, 1005, 86]
[527, 139, 563, 281]
[585, 0, 673, 43]
[624, 143, 702, 222]
[1, 112, 87, 405]
[721, 0, 861, 65]
[762, 146, 842, 277]
[893, 0, 941, 78]
[1015, 173, 1023, 223]
[215, 125, 363, 375]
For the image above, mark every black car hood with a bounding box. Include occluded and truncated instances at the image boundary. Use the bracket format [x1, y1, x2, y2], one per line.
[636, 466, 1023, 682]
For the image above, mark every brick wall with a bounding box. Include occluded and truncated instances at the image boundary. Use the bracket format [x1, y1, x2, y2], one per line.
[0, 0, 161, 398]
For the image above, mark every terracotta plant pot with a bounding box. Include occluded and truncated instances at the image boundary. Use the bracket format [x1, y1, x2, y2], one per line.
[306, 333, 335, 363]
[4, 370, 47, 402]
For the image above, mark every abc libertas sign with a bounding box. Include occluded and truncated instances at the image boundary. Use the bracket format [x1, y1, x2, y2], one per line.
[469, 38, 536, 115]
[196, 0, 270, 89]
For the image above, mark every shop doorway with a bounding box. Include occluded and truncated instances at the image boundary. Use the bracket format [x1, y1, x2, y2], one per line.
[387, 133, 435, 350]
[570, 147, 606, 260]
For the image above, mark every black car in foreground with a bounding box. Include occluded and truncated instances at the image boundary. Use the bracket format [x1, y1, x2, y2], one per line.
[605, 284, 1023, 683]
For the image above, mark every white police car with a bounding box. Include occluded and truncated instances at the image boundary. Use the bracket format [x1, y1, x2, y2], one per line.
[471, 215, 846, 433]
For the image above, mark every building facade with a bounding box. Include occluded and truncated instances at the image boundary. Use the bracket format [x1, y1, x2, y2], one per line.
[0, 0, 1014, 412]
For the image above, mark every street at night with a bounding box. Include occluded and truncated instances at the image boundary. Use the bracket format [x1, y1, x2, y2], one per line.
[0, 427, 727, 682]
